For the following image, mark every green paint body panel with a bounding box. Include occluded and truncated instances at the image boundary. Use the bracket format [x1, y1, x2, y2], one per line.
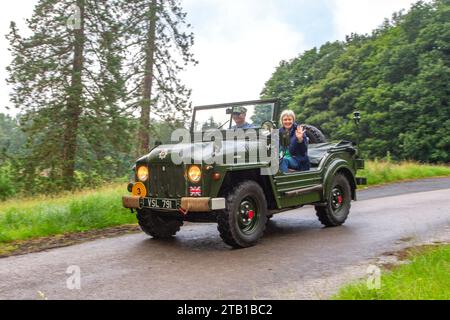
[130, 99, 364, 214]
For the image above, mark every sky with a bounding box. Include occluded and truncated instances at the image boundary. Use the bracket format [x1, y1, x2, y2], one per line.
[0, 0, 421, 116]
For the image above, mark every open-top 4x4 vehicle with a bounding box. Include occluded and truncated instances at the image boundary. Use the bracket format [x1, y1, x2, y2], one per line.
[123, 99, 366, 248]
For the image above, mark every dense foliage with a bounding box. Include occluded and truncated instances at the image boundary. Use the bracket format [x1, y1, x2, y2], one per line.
[118, 0, 197, 154]
[1, 0, 194, 198]
[6, 0, 133, 190]
[0, 114, 178, 198]
[262, 0, 449, 162]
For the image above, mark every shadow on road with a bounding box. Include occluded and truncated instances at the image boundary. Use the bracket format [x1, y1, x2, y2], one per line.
[131, 211, 356, 254]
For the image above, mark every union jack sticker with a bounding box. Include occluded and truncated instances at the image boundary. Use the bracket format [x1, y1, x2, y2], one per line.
[189, 186, 202, 197]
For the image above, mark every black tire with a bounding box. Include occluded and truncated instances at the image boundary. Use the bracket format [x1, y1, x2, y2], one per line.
[303, 124, 327, 144]
[217, 181, 268, 248]
[136, 209, 183, 239]
[315, 173, 351, 227]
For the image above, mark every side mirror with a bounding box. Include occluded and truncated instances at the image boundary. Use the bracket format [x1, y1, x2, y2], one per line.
[260, 120, 276, 137]
[261, 120, 276, 131]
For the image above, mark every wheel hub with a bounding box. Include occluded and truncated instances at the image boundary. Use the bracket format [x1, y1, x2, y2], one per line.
[237, 198, 258, 233]
[331, 187, 344, 210]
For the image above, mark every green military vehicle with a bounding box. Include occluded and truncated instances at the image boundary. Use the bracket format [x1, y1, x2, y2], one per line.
[123, 99, 366, 248]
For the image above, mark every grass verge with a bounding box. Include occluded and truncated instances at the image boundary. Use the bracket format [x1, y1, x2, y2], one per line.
[361, 160, 450, 186]
[334, 244, 450, 300]
[0, 184, 135, 247]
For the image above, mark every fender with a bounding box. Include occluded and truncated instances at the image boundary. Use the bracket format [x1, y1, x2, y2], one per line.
[322, 158, 357, 200]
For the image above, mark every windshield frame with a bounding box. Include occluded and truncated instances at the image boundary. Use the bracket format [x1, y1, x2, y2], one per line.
[190, 98, 279, 132]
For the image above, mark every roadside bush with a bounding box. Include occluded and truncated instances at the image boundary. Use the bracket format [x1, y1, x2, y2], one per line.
[0, 163, 15, 200]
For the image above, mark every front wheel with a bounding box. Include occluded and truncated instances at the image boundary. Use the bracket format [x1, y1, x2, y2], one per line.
[315, 173, 351, 227]
[217, 181, 268, 248]
[137, 209, 183, 239]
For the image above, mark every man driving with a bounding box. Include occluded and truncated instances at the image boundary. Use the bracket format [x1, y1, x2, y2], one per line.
[230, 106, 254, 129]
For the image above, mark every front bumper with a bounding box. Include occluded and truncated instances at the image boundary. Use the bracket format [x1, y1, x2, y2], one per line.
[122, 196, 226, 212]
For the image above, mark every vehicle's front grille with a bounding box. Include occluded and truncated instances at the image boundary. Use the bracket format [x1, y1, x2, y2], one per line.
[147, 164, 186, 198]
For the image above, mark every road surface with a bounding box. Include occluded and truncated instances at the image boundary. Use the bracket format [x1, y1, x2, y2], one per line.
[0, 177, 449, 299]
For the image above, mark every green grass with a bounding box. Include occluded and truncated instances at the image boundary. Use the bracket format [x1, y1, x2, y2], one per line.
[0, 183, 135, 244]
[362, 160, 450, 186]
[334, 245, 450, 300]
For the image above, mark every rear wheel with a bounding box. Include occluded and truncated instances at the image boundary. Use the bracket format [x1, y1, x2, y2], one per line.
[217, 181, 268, 248]
[136, 209, 183, 239]
[315, 173, 351, 227]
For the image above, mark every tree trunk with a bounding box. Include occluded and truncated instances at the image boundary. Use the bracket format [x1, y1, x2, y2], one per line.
[138, 0, 157, 155]
[63, 0, 85, 187]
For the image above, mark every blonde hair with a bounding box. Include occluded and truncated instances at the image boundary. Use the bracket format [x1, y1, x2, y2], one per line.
[280, 110, 296, 125]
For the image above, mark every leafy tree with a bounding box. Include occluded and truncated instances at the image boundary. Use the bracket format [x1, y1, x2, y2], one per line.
[6, 0, 131, 188]
[119, 0, 197, 155]
[201, 116, 221, 131]
[250, 104, 274, 126]
[262, 0, 450, 163]
[0, 113, 25, 162]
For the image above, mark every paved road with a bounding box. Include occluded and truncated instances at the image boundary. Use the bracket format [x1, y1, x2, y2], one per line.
[357, 177, 450, 200]
[0, 178, 449, 300]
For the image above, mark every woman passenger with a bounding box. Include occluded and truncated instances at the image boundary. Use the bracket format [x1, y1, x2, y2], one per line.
[279, 110, 310, 173]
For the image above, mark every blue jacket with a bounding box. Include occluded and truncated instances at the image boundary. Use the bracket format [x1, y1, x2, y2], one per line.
[279, 123, 310, 169]
[231, 122, 254, 129]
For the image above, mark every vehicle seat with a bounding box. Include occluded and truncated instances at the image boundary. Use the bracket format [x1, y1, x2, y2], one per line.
[309, 143, 334, 167]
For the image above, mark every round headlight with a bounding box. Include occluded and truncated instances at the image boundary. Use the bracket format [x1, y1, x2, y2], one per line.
[137, 166, 149, 182]
[187, 165, 202, 183]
